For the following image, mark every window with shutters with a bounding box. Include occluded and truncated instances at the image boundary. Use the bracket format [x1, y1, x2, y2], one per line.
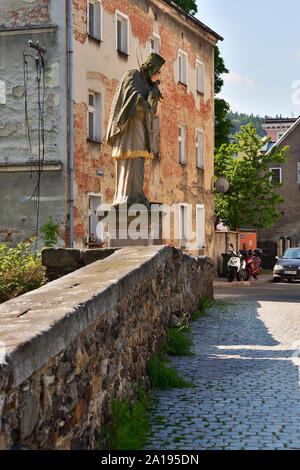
[116, 11, 129, 55]
[178, 124, 187, 164]
[196, 129, 205, 169]
[88, 91, 101, 142]
[178, 49, 187, 85]
[150, 33, 160, 54]
[87, 0, 102, 41]
[179, 203, 189, 249]
[196, 59, 204, 94]
[196, 204, 205, 249]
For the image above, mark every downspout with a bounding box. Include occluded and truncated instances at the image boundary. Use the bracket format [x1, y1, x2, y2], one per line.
[68, 0, 74, 247]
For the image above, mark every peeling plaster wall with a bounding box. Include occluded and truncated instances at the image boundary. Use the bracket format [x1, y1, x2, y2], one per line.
[72, 0, 217, 258]
[0, 0, 68, 247]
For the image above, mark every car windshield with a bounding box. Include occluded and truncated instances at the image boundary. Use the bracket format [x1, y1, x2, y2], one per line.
[282, 249, 300, 259]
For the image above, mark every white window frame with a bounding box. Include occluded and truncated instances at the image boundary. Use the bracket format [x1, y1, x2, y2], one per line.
[196, 204, 205, 249]
[150, 33, 161, 54]
[178, 123, 187, 164]
[195, 128, 205, 169]
[88, 193, 103, 242]
[88, 91, 101, 142]
[269, 167, 282, 184]
[116, 10, 129, 55]
[87, 0, 102, 41]
[179, 203, 189, 249]
[178, 49, 188, 85]
[0, 80, 6, 105]
[196, 59, 204, 94]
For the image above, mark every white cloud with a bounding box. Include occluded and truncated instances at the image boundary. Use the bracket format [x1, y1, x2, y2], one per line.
[223, 72, 256, 89]
[293, 50, 300, 59]
[218, 94, 241, 112]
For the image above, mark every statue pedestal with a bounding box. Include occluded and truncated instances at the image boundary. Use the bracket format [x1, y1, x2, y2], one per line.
[97, 203, 164, 248]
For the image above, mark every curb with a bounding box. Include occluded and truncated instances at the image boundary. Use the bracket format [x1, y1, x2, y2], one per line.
[213, 278, 273, 289]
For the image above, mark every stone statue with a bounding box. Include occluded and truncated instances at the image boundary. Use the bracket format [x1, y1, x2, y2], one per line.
[106, 53, 165, 207]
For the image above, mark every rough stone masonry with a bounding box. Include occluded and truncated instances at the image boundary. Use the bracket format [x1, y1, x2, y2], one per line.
[0, 245, 214, 449]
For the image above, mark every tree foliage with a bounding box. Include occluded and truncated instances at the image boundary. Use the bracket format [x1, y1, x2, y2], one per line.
[214, 46, 233, 149]
[173, 0, 198, 15]
[228, 111, 274, 138]
[214, 124, 291, 231]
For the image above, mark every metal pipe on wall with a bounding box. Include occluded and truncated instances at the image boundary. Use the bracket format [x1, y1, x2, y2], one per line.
[68, 0, 74, 247]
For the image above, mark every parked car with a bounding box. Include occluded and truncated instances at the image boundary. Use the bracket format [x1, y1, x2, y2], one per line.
[273, 248, 300, 282]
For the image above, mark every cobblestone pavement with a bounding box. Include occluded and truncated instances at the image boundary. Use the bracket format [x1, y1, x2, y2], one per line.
[144, 300, 300, 450]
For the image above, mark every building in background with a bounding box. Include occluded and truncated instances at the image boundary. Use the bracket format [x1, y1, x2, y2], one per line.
[258, 116, 300, 267]
[0, 0, 222, 259]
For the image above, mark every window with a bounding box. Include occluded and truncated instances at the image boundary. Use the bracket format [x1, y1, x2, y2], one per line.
[270, 167, 282, 184]
[196, 59, 204, 94]
[196, 129, 205, 169]
[179, 204, 189, 249]
[196, 204, 205, 249]
[88, 194, 103, 242]
[178, 49, 187, 85]
[116, 11, 129, 55]
[178, 124, 186, 164]
[297, 162, 300, 184]
[150, 33, 160, 54]
[88, 91, 101, 142]
[87, 0, 102, 40]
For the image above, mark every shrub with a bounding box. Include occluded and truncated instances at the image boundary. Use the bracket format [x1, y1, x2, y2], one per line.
[0, 239, 45, 303]
[41, 216, 60, 247]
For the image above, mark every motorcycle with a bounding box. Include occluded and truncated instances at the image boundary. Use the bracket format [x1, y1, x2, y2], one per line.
[244, 248, 262, 281]
[227, 244, 248, 282]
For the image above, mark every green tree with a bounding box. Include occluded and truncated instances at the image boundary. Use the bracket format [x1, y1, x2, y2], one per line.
[173, 0, 198, 15]
[214, 124, 291, 230]
[214, 46, 233, 149]
[41, 216, 60, 247]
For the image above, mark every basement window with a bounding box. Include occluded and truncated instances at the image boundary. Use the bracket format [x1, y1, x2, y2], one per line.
[196, 204, 205, 249]
[87, 0, 102, 41]
[88, 91, 101, 142]
[179, 203, 189, 249]
[178, 49, 187, 85]
[116, 11, 129, 55]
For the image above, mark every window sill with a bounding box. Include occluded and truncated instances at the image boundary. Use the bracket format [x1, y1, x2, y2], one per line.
[178, 81, 187, 87]
[87, 138, 102, 145]
[117, 49, 129, 59]
[179, 161, 187, 166]
[196, 166, 204, 171]
[196, 89, 204, 95]
[87, 34, 102, 44]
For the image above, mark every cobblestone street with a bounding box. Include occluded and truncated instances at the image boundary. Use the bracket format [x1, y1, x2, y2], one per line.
[145, 298, 300, 450]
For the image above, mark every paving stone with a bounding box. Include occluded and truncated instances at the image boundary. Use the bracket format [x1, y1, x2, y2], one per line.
[145, 300, 300, 450]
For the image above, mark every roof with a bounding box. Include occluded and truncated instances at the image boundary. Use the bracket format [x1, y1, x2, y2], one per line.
[160, 0, 223, 41]
[266, 116, 300, 155]
[263, 118, 298, 125]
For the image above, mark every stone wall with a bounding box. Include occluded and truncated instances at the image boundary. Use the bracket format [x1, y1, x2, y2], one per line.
[0, 245, 214, 450]
[41, 247, 120, 281]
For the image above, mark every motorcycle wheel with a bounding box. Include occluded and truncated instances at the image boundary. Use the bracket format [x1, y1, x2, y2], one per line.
[227, 268, 236, 282]
[244, 270, 251, 281]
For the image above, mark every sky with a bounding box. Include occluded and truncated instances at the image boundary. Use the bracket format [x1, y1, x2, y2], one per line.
[196, 0, 300, 117]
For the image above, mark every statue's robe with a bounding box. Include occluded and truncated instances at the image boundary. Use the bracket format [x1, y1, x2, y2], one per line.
[106, 69, 154, 206]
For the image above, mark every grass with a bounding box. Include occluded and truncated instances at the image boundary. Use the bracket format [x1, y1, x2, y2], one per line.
[165, 327, 194, 356]
[147, 351, 195, 391]
[98, 386, 151, 450]
[192, 293, 213, 321]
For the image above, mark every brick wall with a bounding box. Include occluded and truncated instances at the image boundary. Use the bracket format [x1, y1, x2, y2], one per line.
[2, 0, 50, 28]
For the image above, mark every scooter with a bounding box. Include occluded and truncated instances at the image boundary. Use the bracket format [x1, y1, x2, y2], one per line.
[244, 248, 262, 281]
[227, 244, 247, 282]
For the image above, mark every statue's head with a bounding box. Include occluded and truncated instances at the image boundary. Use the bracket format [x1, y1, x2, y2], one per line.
[141, 53, 165, 77]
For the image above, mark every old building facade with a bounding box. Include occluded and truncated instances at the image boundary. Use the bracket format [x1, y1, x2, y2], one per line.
[0, 0, 222, 259]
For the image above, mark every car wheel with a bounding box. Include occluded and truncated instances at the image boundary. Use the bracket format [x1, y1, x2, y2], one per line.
[288, 278, 293, 283]
[273, 277, 281, 283]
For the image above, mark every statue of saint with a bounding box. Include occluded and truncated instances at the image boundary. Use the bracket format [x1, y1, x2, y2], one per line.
[106, 53, 165, 207]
